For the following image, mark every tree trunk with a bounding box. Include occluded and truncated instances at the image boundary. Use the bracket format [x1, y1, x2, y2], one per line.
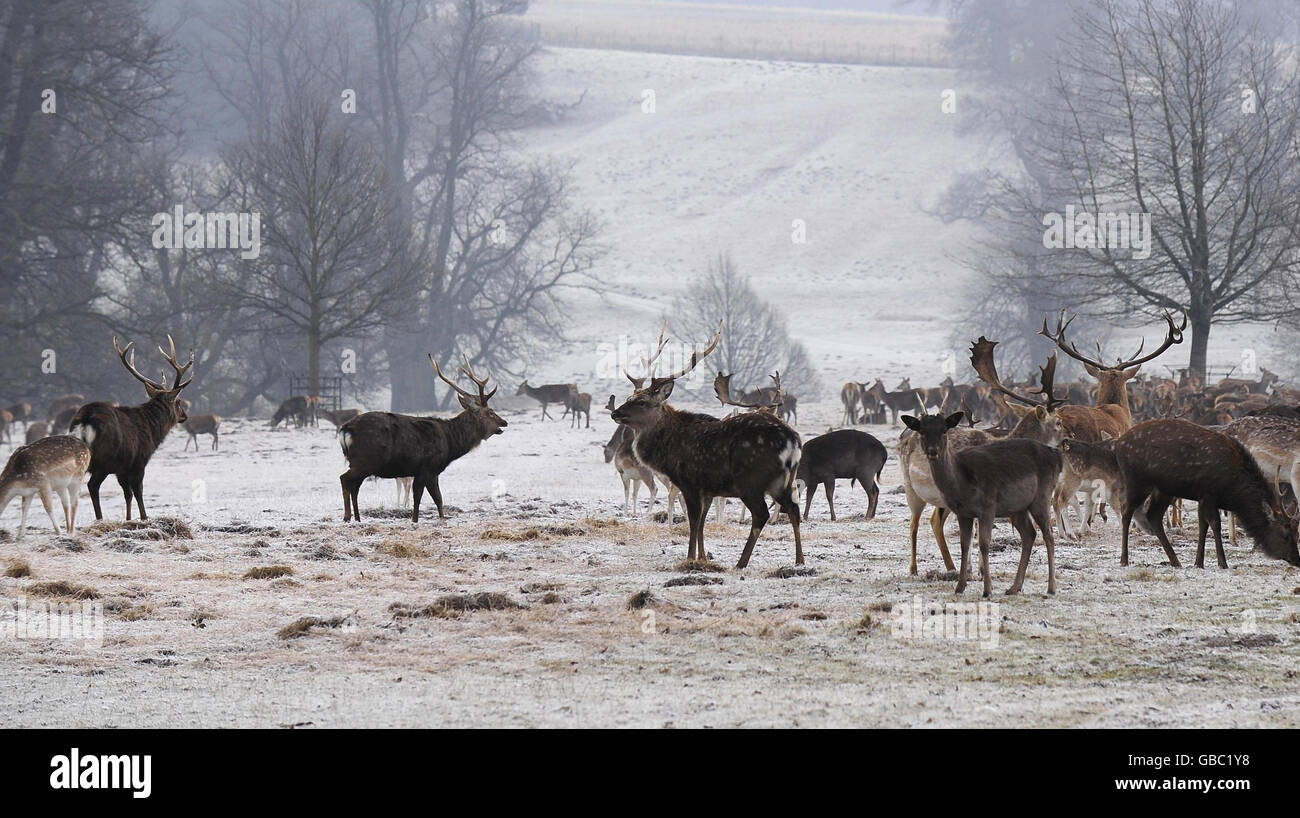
[308, 299, 321, 395]
[1187, 309, 1211, 380]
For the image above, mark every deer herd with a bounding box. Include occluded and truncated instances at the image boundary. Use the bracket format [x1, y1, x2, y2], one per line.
[2, 313, 1299, 598]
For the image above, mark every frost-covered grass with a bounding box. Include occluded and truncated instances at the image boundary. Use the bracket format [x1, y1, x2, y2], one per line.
[0, 408, 1297, 727]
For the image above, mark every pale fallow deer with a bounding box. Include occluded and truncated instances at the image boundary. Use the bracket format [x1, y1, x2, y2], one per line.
[0, 435, 91, 539]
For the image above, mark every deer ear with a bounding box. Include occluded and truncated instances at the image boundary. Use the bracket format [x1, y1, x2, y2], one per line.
[945, 412, 964, 428]
[901, 415, 920, 431]
[1123, 365, 1141, 380]
[457, 393, 474, 411]
[1033, 406, 1047, 420]
[1084, 363, 1100, 378]
[1008, 404, 1030, 419]
[649, 377, 675, 401]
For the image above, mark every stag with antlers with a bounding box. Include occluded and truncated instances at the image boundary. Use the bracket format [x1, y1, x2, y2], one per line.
[1038, 311, 1186, 536]
[338, 356, 506, 523]
[610, 322, 804, 568]
[70, 336, 195, 520]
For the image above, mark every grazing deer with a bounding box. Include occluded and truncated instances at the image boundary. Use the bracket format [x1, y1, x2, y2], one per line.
[611, 323, 803, 568]
[339, 357, 506, 523]
[902, 411, 1062, 597]
[270, 395, 310, 429]
[0, 435, 91, 540]
[24, 421, 49, 445]
[318, 407, 362, 428]
[516, 380, 575, 421]
[70, 335, 194, 521]
[1039, 311, 1185, 537]
[840, 382, 862, 425]
[797, 429, 886, 521]
[1220, 415, 1300, 542]
[47, 394, 84, 424]
[1060, 437, 1122, 526]
[567, 388, 592, 429]
[183, 414, 222, 451]
[1114, 419, 1300, 568]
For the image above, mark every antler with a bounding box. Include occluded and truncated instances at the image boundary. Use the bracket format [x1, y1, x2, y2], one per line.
[158, 334, 195, 390]
[714, 371, 781, 410]
[623, 322, 667, 387]
[1040, 310, 1186, 370]
[659, 320, 723, 382]
[429, 354, 496, 404]
[969, 337, 1064, 410]
[115, 335, 193, 392]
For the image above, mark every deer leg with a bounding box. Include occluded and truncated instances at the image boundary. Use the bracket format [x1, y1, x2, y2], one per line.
[954, 516, 973, 594]
[620, 473, 631, 513]
[213, 432, 219, 451]
[932, 507, 956, 572]
[977, 517, 994, 598]
[682, 493, 702, 561]
[132, 474, 147, 520]
[87, 471, 107, 521]
[775, 489, 804, 565]
[1195, 505, 1210, 569]
[38, 484, 59, 534]
[116, 474, 134, 521]
[907, 500, 922, 576]
[865, 474, 879, 519]
[1006, 512, 1035, 596]
[736, 494, 770, 569]
[803, 482, 816, 520]
[411, 478, 424, 524]
[66, 485, 79, 534]
[1144, 492, 1181, 568]
[1031, 500, 1057, 595]
[824, 480, 836, 522]
[340, 473, 354, 521]
[18, 495, 30, 541]
[1210, 507, 1227, 569]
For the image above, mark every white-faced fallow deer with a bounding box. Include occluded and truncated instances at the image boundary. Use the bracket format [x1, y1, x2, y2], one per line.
[516, 380, 575, 421]
[0, 435, 91, 540]
[610, 322, 803, 568]
[1114, 419, 1300, 569]
[339, 357, 506, 523]
[603, 396, 659, 516]
[183, 414, 222, 452]
[70, 335, 194, 521]
[902, 411, 1062, 597]
[1039, 311, 1186, 537]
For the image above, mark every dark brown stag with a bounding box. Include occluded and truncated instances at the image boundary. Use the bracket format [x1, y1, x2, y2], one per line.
[611, 323, 804, 569]
[516, 380, 576, 421]
[70, 336, 195, 520]
[339, 357, 506, 523]
[1113, 419, 1300, 569]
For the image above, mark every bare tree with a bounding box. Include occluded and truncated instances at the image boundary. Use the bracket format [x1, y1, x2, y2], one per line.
[671, 254, 820, 400]
[223, 93, 419, 393]
[975, 0, 1300, 377]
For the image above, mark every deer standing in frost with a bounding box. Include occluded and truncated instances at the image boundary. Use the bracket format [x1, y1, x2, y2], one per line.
[0, 436, 91, 539]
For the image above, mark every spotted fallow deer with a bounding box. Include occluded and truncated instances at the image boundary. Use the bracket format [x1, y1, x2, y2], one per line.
[0, 435, 91, 539]
[1039, 311, 1186, 537]
[610, 322, 803, 568]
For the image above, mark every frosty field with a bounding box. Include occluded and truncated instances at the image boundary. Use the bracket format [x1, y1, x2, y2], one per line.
[2, 399, 1297, 728]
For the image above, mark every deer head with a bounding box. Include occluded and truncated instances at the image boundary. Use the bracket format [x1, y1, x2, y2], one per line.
[432, 355, 507, 437]
[610, 321, 723, 431]
[1040, 311, 1185, 405]
[901, 411, 964, 460]
[114, 335, 194, 423]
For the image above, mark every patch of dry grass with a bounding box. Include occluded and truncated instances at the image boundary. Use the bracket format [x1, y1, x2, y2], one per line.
[278, 615, 349, 640]
[243, 565, 294, 580]
[4, 559, 31, 578]
[389, 592, 523, 619]
[481, 526, 543, 541]
[664, 575, 723, 587]
[84, 517, 193, 539]
[766, 566, 817, 579]
[27, 580, 99, 599]
[376, 539, 427, 558]
[1126, 567, 1178, 582]
[626, 589, 655, 609]
[672, 559, 724, 573]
